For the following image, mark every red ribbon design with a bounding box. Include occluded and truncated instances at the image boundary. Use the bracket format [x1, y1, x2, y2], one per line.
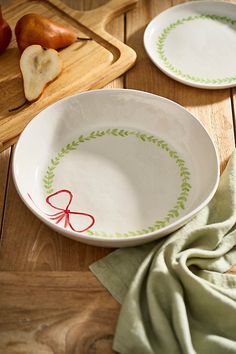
[45, 189, 95, 233]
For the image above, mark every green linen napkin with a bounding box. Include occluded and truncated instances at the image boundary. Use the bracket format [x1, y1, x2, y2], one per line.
[90, 150, 236, 354]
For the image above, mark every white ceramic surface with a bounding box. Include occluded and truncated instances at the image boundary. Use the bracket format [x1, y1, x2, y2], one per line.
[13, 89, 219, 247]
[144, 1, 236, 89]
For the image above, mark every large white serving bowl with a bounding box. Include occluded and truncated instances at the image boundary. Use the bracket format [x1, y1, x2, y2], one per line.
[12, 89, 219, 247]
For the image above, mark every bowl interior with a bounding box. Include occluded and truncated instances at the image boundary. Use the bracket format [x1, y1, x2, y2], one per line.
[13, 89, 219, 246]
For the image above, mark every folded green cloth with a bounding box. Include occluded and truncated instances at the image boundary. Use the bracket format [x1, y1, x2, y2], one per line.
[90, 150, 236, 354]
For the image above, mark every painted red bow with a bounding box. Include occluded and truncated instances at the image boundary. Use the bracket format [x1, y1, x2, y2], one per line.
[45, 189, 95, 233]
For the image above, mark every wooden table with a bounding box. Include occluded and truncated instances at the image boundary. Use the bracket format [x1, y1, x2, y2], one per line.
[0, 1, 236, 353]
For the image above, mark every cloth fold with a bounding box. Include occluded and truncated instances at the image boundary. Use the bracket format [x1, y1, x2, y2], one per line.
[90, 150, 236, 354]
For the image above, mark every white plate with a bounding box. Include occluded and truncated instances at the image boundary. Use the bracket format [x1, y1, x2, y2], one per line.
[13, 89, 219, 247]
[144, 1, 236, 89]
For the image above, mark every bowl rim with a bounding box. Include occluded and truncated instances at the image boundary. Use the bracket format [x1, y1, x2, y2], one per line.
[12, 88, 220, 243]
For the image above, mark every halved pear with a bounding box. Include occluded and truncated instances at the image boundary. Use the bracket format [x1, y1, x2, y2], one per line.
[20, 44, 62, 101]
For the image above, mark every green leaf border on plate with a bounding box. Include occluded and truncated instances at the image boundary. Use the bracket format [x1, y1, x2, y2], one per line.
[156, 14, 236, 85]
[43, 129, 191, 237]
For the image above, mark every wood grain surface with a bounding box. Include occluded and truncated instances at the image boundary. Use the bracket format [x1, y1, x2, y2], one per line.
[0, 272, 119, 354]
[0, 1, 236, 353]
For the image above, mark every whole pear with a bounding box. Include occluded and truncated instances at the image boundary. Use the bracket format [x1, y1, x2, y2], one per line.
[0, 6, 12, 54]
[15, 13, 77, 52]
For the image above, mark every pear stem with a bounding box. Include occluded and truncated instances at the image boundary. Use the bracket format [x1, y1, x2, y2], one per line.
[9, 100, 27, 112]
[77, 36, 92, 41]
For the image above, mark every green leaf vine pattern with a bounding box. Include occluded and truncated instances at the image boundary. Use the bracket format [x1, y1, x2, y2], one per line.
[43, 129, 191, 237]
[157, 14, 236, 84]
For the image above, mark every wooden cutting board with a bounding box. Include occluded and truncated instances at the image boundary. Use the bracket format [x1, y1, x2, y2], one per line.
[0, 0, 137, 152]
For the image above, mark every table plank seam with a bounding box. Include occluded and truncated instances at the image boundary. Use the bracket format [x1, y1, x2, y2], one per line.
[230, 88, 236, 145]
[0, 147, 12, 242]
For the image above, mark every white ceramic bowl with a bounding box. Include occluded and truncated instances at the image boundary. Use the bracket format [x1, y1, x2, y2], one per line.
[13, 89, 219, 247]
[144, 1, 236, 89]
